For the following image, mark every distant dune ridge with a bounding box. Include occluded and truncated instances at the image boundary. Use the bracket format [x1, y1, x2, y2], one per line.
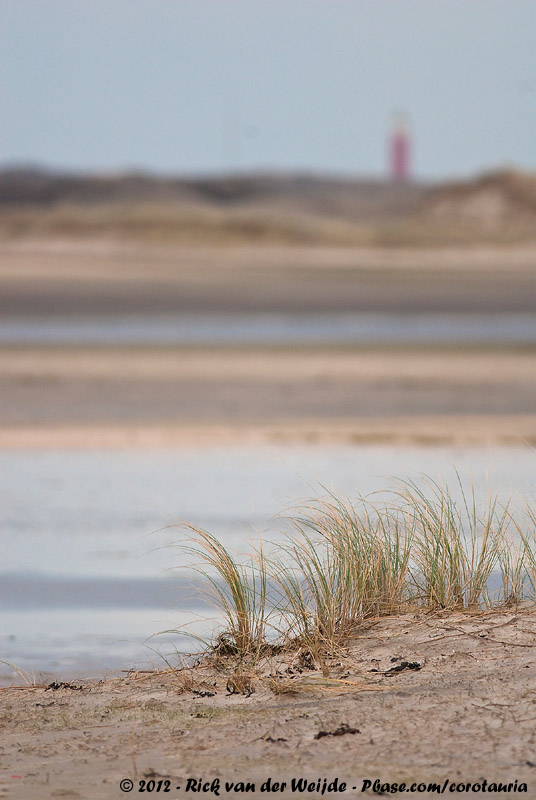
[426, 169, 536, 228]
[1, 166, 535, 244]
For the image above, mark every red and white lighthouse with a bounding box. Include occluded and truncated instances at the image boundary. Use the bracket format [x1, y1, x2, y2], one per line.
[390, 114, 411, 182]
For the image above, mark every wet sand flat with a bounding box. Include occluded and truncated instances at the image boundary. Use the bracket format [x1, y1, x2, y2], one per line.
[2, 241, 536, 446]
[3, 242, 536, 315]
[1, 347, 536, 445]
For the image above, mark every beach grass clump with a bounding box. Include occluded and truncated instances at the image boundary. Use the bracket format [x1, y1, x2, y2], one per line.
[182, 526, 268, 660]
[396, 478, 510, 610]
[508, 504, 536, 603]
[178, 480, 536, 662]
[267, 494, 413, 658]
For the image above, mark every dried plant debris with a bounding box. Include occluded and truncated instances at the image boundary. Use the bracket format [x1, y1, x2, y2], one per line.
[314, 723, 360, 740]
[45, 681, 84, 692]
[369, 660, 422, 676]
[383, 661, 422, 676]
[226, 674, 255, 697]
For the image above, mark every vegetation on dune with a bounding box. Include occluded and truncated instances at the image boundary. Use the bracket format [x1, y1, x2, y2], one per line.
[178, 480, 536, 666]
[182, 527, 268, 659]
[2, 168, 536, 245]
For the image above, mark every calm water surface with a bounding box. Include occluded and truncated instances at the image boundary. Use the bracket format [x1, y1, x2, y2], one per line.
[3, 312, 536, 346]
[2, 444, 536, 683]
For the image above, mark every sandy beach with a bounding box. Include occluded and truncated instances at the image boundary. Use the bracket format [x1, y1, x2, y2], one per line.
[2, 610, 535, 799]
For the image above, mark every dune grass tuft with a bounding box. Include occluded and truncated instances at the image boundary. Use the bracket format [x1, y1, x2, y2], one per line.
[267, 494, 413, 661]
[181, 526, 268, 660]
[177, 480, 536, 662]
[396, 477, 510, 610]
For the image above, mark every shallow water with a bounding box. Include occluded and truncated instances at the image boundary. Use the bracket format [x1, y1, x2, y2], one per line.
[3, 312, 536, 346]
[2, 444, 536, 683]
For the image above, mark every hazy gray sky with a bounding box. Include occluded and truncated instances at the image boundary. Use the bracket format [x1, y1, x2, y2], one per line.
[2, 0, 535, 179]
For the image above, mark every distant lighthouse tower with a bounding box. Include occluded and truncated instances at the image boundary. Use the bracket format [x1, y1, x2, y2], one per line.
[390, 114, 411, 182]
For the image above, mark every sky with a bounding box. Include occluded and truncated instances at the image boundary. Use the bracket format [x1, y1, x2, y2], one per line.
[1, 0, 535, 180]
